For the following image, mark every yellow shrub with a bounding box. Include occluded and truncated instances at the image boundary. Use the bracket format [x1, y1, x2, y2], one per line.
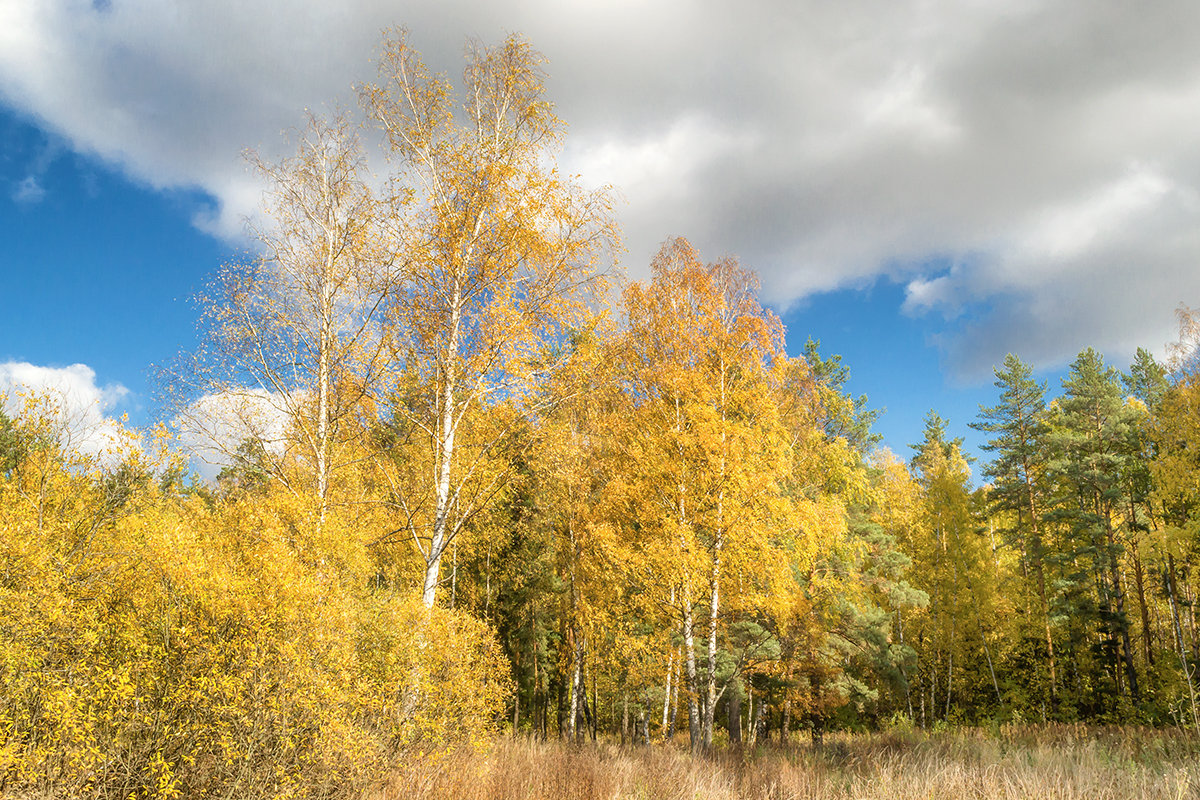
[357, 594, 514, 751]
[0, 415, 510, 799]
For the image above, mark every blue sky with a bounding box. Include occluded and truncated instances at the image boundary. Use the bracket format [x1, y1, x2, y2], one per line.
[2, 0, 1195, 477]
[781, 282, 1001, 464]
[1, 108, 226, 418]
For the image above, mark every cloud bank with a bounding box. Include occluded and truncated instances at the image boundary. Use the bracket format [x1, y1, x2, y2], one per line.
[3, 0, 1200, 377]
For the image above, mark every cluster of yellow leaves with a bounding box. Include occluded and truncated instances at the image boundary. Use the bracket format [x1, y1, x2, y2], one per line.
[1151, 374, 1200, 537]
[0, 399, 510, 799]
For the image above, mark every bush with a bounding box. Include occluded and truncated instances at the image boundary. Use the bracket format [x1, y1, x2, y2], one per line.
[0, 411, 509, 799]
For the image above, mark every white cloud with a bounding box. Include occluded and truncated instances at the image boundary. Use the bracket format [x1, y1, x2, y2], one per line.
[173, 388, 293, 481]
[901, 163, 1200, 376]
[0, 361, 130, 460]
[0, 363, 295, 480]
[11, 175, 45, 203]
[3, 0, 1200, 373]
[903, 275, 955, 316]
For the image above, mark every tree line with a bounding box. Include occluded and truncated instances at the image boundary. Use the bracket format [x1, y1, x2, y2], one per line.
[898, 339, 1200, 730]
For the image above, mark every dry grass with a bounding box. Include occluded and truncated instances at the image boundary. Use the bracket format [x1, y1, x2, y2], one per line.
[374, 725, 1200, 800]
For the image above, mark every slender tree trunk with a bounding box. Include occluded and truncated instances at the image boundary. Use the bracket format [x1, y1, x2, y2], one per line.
[557, 654, 567, 738]
[929, 649, 937, 726]
[1025, 469, 1057, 700]
[981, 627, 1002, 707]
[569, 637, 582, 741]
[810, 672, 824, 747]
[748, 697, 763, 748]
[1105, 509, 1139, 700]
[1167, 555, 1200, 729]
[782, 697, 791, 745]
[682, 589, 701, 753]
[313, 195, 338, 527]
[1132, 550, 1154, 667]
[576, 649, 597, 741]
[1037, 565, 1058, 700]
[944, 642, 954, 721]
[533, 651, 543, 740]
[1091, 496, 1122, 700]
[316, 310, 330, 525]
[946, 550, 958, 721]
[1186, 581, 1199, 660]
[897, 609, 914, 719]
[702, 536, 722, 750]
[624, 695, 633, 748]
[701, 355, 731, 752]
[450, 541, 457, 610]
[590, 657, 599, 741]
[746, 691, 753, 744]
[675, 468, 703, 752]
[668, 654, 680, 740]
[727, 691, 742, 745]
[541, 664, 549, 740]
[662, 646, 675, 736]
[422, 291, 462, 608]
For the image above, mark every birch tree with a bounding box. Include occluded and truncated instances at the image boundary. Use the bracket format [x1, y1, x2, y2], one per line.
[164, 113, 386, 523]
[619, 238, 786, 750]
[1149, 369, 1200, 728]
[361, 31, 616, 608]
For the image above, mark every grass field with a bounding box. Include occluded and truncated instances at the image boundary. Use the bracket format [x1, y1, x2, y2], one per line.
[380, 725, 1200, 800]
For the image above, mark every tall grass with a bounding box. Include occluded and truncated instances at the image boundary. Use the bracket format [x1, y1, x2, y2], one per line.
[376, 725, 1200, 800]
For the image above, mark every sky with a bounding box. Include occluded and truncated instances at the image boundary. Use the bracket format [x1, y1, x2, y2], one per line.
[2, 0, 1198, 474]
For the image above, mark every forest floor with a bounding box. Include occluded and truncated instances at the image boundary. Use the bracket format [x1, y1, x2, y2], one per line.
[378, 725, 1200, 800]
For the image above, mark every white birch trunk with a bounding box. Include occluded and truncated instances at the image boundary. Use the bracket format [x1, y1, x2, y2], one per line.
[701, 363, 727, 750]
[669, 654, 680, 739]
[702, 543, 721, 749]
[682, 590, 701, 752]
[568, 645, 582, 741]
[316, 197, 336, 526]
[421, 286, 461, 608]
[662, 642, 675, 735]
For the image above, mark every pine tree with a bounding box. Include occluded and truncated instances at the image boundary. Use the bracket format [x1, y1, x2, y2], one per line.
[1049, 348, 1140, 709]
[971, 354, 1058, 703]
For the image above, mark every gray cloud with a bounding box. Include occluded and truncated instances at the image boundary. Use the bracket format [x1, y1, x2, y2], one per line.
[2, 0, 1199, 375]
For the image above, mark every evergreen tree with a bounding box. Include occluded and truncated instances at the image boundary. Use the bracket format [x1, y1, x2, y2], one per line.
[803, 338, 882, 454]
[1048, 348, 1140, 710]
[1125, 348, 1169, 410]
[971, 354, 1058, 705]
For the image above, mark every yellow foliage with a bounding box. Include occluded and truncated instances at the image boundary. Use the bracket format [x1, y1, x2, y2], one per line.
[0, 403, 510, 799]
